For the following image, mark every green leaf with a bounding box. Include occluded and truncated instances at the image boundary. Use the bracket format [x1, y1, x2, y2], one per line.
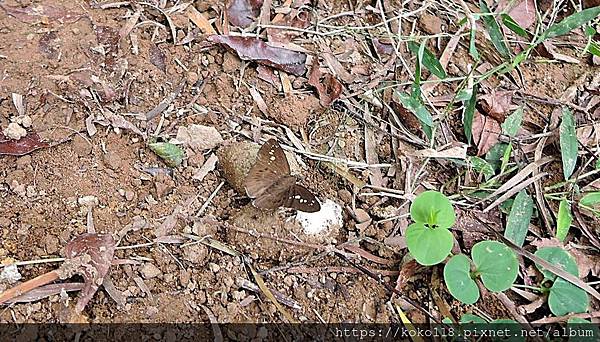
[407, 41, 447, 79]
[470, 156, 495, 180]
[549, 278, 589, 316]
[504, 190, 533, 247]
[580, 192, 600, 207]
[540, 6, 600, 42]
[480, 0, 511, 59]
[502, 107, 523, 137]
[472, 241, 518, 292]
[556, 199, 572, 242]
[148, 142, 184, 167]
[469, 27, 480, 60]
[534, 247, 578, 281]
[567, 318, 600, 342]
[559, 108, 578, 180]
[460, 314, 487, 323]
[410, 190, 456, 228]
[464, 84, 478, 144]
[395, 91, 433, 127]
[501, 13, 528, 38]
[444, 254, 480, 304]
[406, 222, 454, 266]
[587, 41, 600, 57]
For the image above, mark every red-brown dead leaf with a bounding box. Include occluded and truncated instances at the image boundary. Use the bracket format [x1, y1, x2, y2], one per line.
[308, 59, 343, 106]
[227, 0, 264, 28]
[0, 4, 85, 24]
[0, 132, 49, 156]
[149, 42, 167, 73]
[61, 233, 116, 314]
[208, 35, 307, 76]
[372, 38, 395, 60]
[94, 25, 120, 69]
[472, 110, 501, 156]
[479, 90, 515, 123]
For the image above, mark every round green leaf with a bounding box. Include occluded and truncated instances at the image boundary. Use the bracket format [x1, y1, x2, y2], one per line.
[410, 191, 456, 228]
[548, 278, 589, 316]
[534, 247, 578, 281]
[148, 142, 184, 167]
[406, 222, 453, 265]
[444, 254, 479, 304]
[472, 241, 518, 292]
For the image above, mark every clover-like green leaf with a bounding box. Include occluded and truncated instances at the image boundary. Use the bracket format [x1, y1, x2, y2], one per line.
[406, 222, 454, 266]
[410, 190, 456, 228]
[472, 241, 518, 292]
[444, 254, 479, 304]
[534, 247, 578, 281]
[548, 278, 589, 316]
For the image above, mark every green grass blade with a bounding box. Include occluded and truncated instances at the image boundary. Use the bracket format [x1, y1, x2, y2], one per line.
[502, 107, 523, 137]
[504, 190, 533, 247]
[559, 108, 578, 180]
[469, 27, 480, 60]
[539, 6, 600, 42]
[556, 199, 572, 242]
[480, 0, 511, 59]
[501, 13, 529, 38]
[395, 91, 434, 127]
[463, 84, 478, 144]
[587, 41, 600, 57]
[407, 41, 447, 79]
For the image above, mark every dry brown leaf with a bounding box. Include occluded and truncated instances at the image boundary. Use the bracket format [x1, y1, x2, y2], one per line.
[227, 0, 263, 28]
[576, 123, 600, 147]
[149, 42, 167, 73]
[208, 35, 307, 76]
[0, 132, 49, 156]
[498, 0, 536, 30]
[308, 59, 343, 106]
[472, 111, 501, 156]
[187, 6, 216, 34]
[0, 3, 85, 24]
[479, 90, 515, 123]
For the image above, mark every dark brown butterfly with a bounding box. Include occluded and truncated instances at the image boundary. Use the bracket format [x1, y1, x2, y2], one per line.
[245, 139, 321, 213]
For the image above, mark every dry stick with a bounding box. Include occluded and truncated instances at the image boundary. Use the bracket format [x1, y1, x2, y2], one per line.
[483, 173, 549, 213]
[0, 271, 59, 305]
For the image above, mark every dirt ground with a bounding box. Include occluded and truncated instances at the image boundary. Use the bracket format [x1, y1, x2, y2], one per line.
[0, 0, 598, 327]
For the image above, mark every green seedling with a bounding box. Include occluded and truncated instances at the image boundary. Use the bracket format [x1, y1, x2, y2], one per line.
[444, 241, 518, 305]
[148, 140, 184, 167]
[406, 191, 455, 265]
[534, 247, 589, 316]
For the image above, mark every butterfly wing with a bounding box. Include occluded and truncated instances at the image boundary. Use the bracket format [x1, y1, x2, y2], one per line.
[284, 184, 321, 213]
[245, 139, 291, 198]
[252, 176, 296, 209]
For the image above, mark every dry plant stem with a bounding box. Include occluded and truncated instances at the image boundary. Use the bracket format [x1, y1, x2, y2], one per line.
[225, 224, 325, 250]
[0, 270, 59, 305]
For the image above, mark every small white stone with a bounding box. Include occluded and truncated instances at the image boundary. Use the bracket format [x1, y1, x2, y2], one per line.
[295, 199, 343, 235]
[3, 122, 27, 140]
[78, 195, 99, 208]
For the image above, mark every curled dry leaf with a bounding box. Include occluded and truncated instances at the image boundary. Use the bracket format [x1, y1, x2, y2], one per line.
[59, 233, 116, 313]
[0, 132, 49, 156]
[208, 35, 307, 76]
[0, 3, 85, 24]
[308, 59, 343, 107]
[228, 0, 264, 28]
[472, 111, 501, 156]
[479, 90, 515, 123]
